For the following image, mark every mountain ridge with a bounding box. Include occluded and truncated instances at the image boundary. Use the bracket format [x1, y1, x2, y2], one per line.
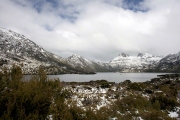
[109, 52, 163, 72]
[0, 27, 179, 73]
[0, 27, 94, 74]
[157, 51, 180, 72]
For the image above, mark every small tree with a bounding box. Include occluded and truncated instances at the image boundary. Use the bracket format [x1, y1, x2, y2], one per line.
[38, 66, 47, 85]
[10, 65, 22, 89]
[11, 64, 22, 81]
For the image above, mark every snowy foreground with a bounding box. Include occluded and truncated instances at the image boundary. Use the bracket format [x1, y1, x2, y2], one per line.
[59, 77, 180, 120]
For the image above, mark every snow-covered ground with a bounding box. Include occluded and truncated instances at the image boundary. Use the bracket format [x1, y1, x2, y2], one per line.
[169, 107, 180, 118]
[64, 85, 114, 111]
[62, 80, 180, 119]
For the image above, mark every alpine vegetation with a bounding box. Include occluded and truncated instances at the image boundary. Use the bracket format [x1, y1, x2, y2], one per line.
[0, 65, 179, 119]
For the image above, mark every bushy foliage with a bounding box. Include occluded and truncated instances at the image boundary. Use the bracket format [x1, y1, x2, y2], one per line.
[160, 85, 177, 98]
[112, 94, 177, 119]
[0, 66, 113, 120]
[115, 95, 151, 113]
[97, 80, 111, 88]
[150, 93, 178, 111]
[0, 65, 64, 119]
[128, 82, 145, 91]
[142, 111, 176, 120]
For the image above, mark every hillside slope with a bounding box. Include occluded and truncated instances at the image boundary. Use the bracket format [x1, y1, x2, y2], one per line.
[0, 28, 91, 74]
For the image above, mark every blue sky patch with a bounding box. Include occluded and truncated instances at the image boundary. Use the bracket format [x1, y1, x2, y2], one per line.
[122, 0, 148, 12]
[59, 14, 77, 23]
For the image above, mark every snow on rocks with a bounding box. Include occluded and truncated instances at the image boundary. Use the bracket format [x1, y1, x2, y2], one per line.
[169, 107, 180, 118]
[63, 84, 118, 110]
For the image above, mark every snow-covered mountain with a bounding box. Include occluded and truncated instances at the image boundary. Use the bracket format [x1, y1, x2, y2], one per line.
[157, 51, 180, 72]
[66, 54, 94, 68]
[0, 27, 91, 74]
[1, 27, 179, 73]
[109, 53, 162, 72]
[64, 54, 112, 72]
[63, 52, 163, 73]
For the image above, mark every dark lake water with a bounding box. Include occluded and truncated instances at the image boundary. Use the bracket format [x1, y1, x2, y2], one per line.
[25, 72, 169, 83]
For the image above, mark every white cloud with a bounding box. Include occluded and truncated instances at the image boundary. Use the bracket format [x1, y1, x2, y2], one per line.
[0, 0, 180, 62]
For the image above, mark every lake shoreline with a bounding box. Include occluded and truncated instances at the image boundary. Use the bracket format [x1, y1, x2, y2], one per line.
[24, 72, 174, 83]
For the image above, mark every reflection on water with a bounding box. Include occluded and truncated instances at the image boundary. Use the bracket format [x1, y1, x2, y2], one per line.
[24, 72, 169, 83]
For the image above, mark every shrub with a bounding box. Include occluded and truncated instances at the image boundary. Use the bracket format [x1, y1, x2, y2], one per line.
[114, 95, 151, 113]
[128, 83, 144, 91]
[100, 82, 110, 88]
[0, 65, 64, 119]
[145, 89, 154, 94]
[150, 93, 178, 111]
[142, 111, 176, 120]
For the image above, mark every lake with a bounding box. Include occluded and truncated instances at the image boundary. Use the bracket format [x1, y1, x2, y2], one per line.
[39, 72, 168, 83]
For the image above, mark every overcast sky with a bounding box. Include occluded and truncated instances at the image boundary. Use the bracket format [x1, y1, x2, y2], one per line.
[0, 0, 180, 62]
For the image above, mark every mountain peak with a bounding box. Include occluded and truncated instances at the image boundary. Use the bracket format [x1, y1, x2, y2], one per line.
[0, 27, 28, 41]
[137, 53, 145, 57]
[119, 53, 129, 57]
[69, 54, 81, 59]
[137, 53, 152, 57]
[110, 52, 163, 72]
[72, 54, 79, 57]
